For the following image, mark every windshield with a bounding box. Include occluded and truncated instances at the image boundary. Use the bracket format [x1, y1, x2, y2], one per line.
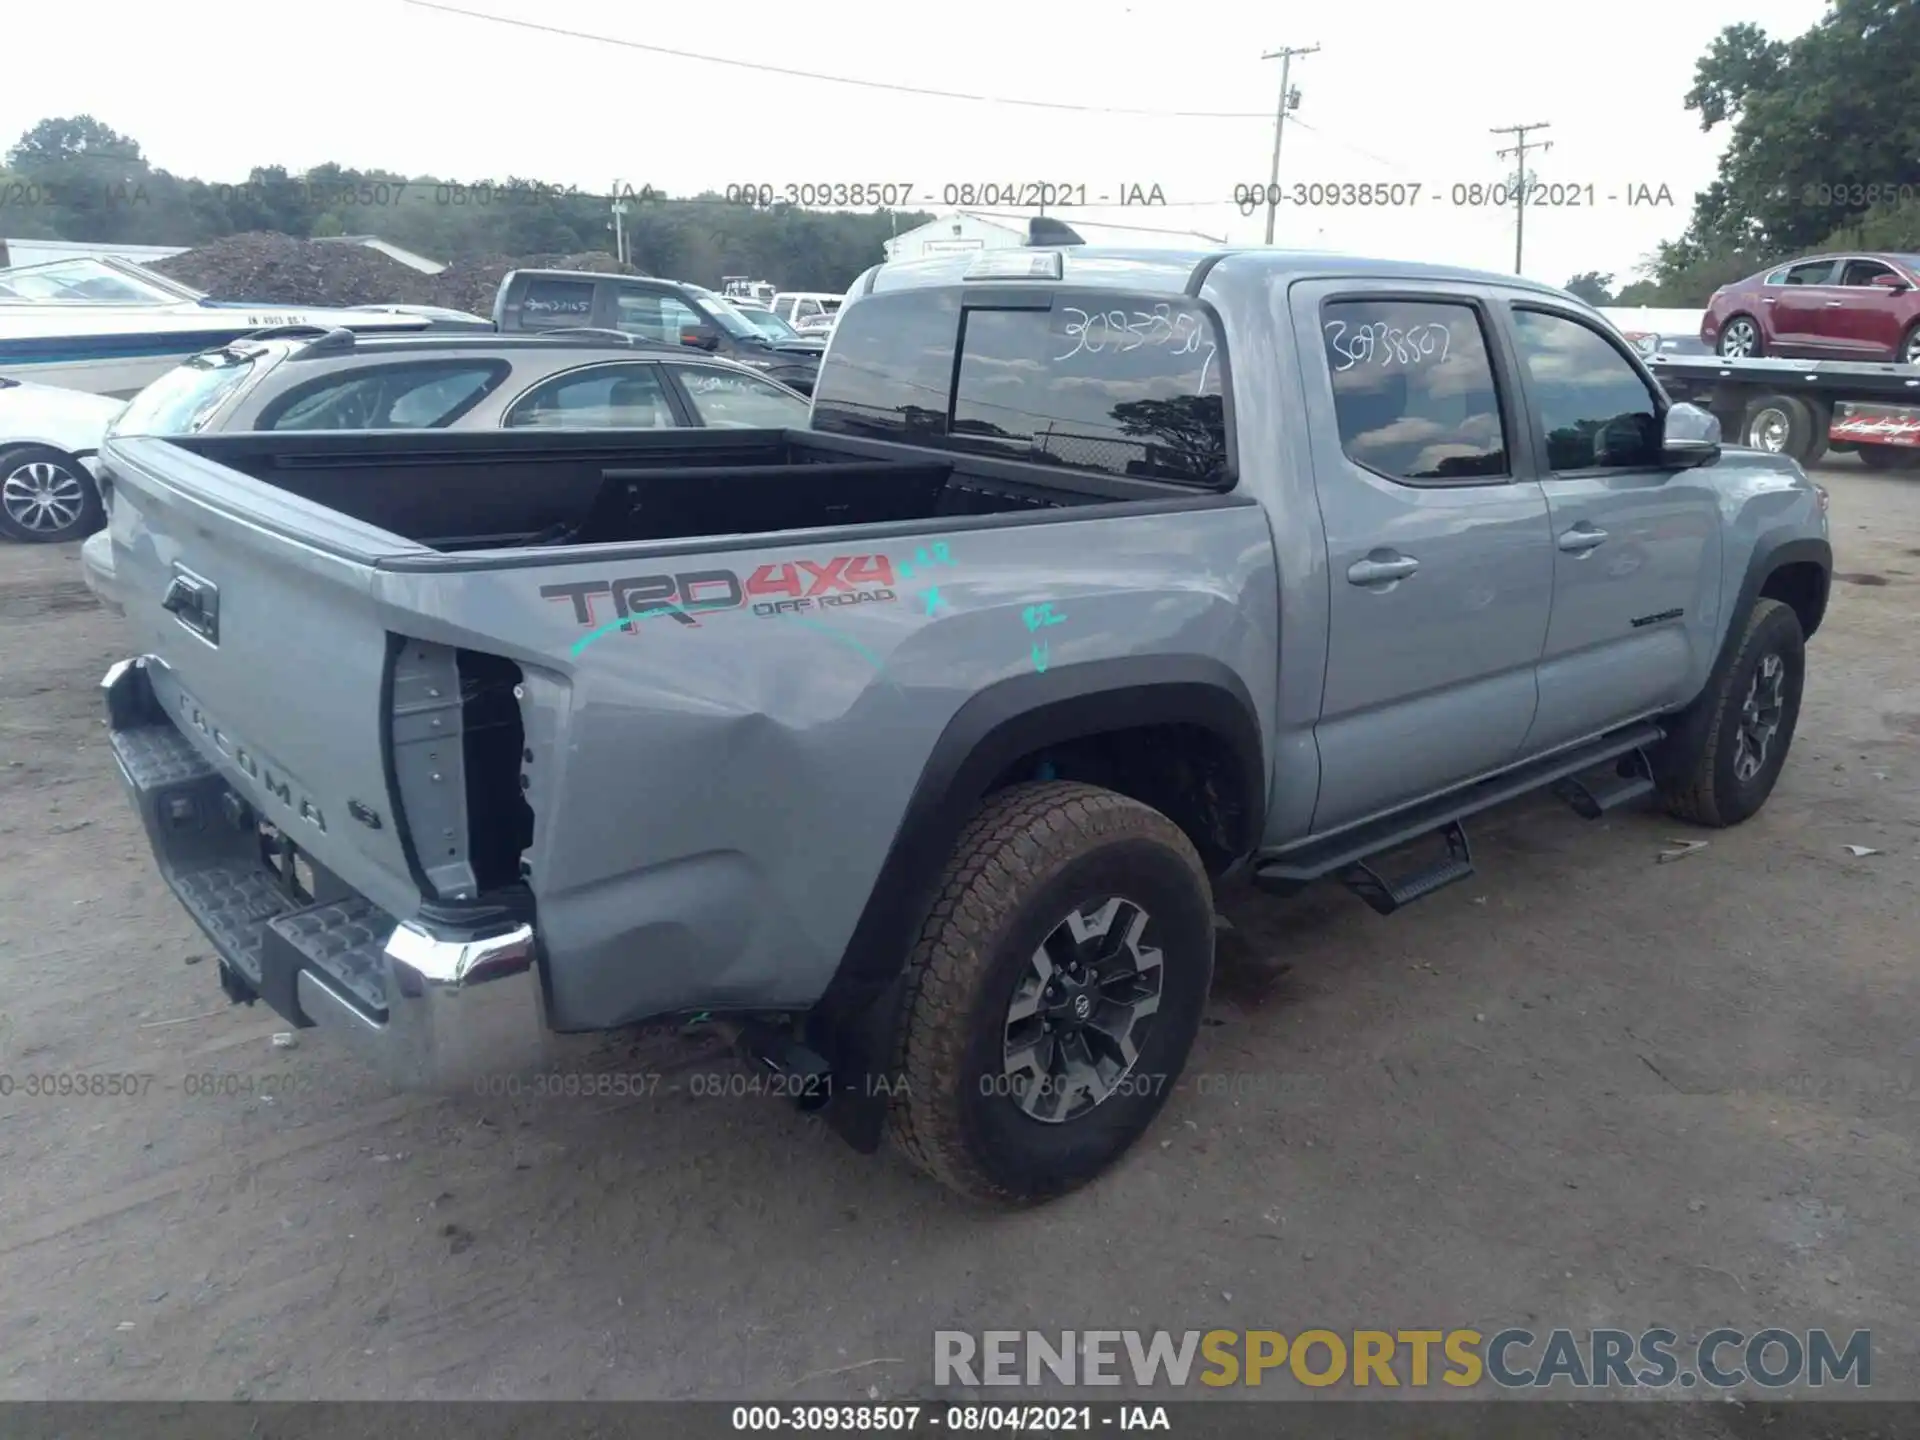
[0, 257, 187, 306]
[741, 308, 804, 341]
[685, 287, 766, 341]
[110, 349, 262, 436]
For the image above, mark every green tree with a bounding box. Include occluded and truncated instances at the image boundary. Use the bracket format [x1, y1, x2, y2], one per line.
[1562, 270, 1615, 305]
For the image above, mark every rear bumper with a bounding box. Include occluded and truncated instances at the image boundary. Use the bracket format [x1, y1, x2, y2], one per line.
[102, 656, 553, 1089]
[80, 530, 123, 615]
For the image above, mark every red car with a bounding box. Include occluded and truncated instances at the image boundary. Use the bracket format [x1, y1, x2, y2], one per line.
[1701, 252, 1920, 365]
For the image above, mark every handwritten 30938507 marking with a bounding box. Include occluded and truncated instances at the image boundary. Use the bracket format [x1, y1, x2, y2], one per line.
[1323, 320, 1453, 373]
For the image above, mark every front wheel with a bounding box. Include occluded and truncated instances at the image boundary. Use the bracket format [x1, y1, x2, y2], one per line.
[1655, 598, 1806, 828]
[1899, 323, 1920, 368]
[0, 444, 103, 544]
[887, 782, 1214, 1206]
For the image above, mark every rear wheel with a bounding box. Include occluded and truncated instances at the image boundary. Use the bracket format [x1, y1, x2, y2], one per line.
[0, 444, 102, 544]
[1899, 322, 1920, 367]
[888, 782, 1214, 1206]
[1742, 394, 1823, 464]
[1718, 315, 1764, 359]
[1656, 598, 1806, 828]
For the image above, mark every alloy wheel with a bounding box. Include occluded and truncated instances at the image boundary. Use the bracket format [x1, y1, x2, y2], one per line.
[1001, 896, 1164, 1124]
[1, 459, 88, 537]
[1733, 653, 1787, 783]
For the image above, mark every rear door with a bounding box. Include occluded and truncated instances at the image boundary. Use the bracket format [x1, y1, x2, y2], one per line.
[1290, 281, 1555, 833]
[1502, 302, 1723, 753]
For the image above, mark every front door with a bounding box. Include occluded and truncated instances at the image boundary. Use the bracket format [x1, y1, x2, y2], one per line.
[1291, 283, 1555, 834]
[1504, 304, 1724, 754]
[1830, 257, 1911, 359]
[1767, 258, 1842, 353]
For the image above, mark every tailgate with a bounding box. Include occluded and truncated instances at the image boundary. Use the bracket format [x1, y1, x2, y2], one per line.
[101, 436, 425, 922]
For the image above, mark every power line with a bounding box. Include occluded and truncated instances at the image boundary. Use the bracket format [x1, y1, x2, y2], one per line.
[1491, 121, 1552, 275]
[1259, 44, 1319, 244]
[402, 0, 1278, 119]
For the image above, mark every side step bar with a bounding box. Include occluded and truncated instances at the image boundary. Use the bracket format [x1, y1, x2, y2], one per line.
[1253, 722, 1664, 914]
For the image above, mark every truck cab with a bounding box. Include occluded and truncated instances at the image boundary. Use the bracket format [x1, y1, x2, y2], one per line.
[494, 269, 822, 394]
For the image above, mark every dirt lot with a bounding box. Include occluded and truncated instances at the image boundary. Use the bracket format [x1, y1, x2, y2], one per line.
[1, 459, 1916, 1411]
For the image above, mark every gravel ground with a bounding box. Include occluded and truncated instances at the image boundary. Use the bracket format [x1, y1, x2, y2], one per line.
[0, 458, 1914, 1418]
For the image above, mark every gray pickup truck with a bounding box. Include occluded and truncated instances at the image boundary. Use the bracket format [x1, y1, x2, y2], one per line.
[96, 244, 1831, 1206]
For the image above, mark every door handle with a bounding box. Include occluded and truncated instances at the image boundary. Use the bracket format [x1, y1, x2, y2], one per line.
[1557, 524, 1608, 554]
[162, 567, 219, 643]
[1346, 554, 1419, 586]
[1826, 301, 1843, 307]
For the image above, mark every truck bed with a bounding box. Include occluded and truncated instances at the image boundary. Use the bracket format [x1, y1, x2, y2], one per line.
[139, 427, 1156, 554]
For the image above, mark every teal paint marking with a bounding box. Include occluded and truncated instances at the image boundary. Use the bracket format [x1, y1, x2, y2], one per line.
[1023, 603, 1066, 632]
[922, 585, 946, 616]
[778, 615, 891, 676]
[568, 604, 683, 659]
[1031, 641, 1050, 673]
[898, 541, 954, 583]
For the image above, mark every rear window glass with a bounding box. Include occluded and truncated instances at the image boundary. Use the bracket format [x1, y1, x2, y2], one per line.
[812, 290, 1229, 485]
[110, 351, 259, 436]
[516, 277, 594, 327]
[260, 362, 506, 431]
[1320, 298, 1508, 482]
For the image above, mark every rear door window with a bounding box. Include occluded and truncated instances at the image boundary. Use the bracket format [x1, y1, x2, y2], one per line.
[811, 289, 1229, 485]
[501, 362, 677, 428]
[1319, 298, 1509, 482]
[666, 365, 809, 428]
[258, 362, 507, 430]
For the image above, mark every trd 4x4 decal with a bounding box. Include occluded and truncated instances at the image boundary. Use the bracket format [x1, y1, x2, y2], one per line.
[546, 551, 901, 656]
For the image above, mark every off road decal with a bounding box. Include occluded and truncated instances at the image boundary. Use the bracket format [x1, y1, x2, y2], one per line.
[546, 550, 902, 657]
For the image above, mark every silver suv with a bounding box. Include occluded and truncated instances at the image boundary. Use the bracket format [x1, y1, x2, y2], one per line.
[81, 329, 810, 611]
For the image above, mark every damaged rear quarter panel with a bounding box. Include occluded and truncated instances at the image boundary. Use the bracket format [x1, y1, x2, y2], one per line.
[372, 505, 1277, 1030]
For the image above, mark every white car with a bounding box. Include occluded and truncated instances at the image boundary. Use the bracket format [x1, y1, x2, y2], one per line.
[0, 376, 126, 543]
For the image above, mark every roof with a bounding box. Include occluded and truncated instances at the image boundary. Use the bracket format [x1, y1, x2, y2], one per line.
[865, 245, 1574, 300]
[311, 235, 447, 274]
[245, 330, 769, 374]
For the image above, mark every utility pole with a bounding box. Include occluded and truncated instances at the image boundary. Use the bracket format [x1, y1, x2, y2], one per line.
[1261, 43, 1319, 245]
[1491, 122, 1552, 275]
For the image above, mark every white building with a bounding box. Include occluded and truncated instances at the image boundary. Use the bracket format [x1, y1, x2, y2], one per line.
[883, 212, 1028, 263]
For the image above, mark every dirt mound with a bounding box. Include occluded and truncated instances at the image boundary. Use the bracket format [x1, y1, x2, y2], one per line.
[421, 250, 647, 317]
[150, 232, 437, 309]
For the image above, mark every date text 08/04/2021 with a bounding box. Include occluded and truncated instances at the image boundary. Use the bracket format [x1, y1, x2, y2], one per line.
[730, 1405, 1171, 1433]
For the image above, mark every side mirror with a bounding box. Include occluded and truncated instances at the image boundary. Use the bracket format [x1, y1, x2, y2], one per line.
[679, 325, 721, 351]
[1661, 401, 1721, 467]
[1871, 274, 1910, 292]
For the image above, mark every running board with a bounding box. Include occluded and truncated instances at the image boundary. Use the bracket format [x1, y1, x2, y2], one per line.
[1253, 722, 1665, 903]
[1550, 744, 1656, 820]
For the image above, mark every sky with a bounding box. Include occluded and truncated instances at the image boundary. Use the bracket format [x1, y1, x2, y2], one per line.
[2, 0, 1829, 287]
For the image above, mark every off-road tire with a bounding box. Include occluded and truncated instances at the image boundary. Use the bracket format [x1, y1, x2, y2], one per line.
[887, 781, 1214, 1206]
[1657, 598, 1806, 828]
